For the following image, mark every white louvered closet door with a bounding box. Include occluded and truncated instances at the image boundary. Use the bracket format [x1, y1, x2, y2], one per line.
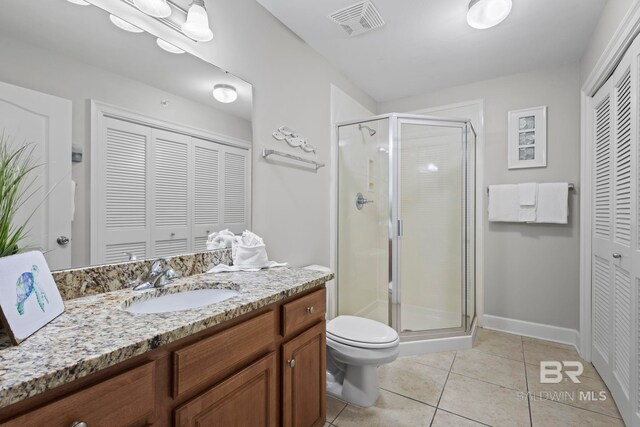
[192, 138, 222, 252]
[151, 129, 192, 258]
[591, 36, 640, 427]
[220, 144, 250, 233]
[96, 117, 151, 264]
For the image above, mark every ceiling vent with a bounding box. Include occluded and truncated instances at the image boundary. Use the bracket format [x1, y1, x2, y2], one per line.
[328, 0, 385, 37]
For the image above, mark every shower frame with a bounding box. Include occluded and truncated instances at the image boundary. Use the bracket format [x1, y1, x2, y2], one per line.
[335, 113, 477, 342]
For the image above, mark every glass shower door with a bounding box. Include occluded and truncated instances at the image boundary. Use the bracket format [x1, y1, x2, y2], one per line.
[337, 118, 391, 324]
[395, 119, 469, 335]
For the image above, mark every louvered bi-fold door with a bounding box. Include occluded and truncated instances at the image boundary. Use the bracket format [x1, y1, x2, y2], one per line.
[220, 144, 250, 233]
[192, 137, 222, 252]
[151, 129, 192, 258]
[591, 36, 640, 427]
[96, 118, 151, 264]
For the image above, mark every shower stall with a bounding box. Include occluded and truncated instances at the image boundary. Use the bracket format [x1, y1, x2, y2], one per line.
[336, 113, 476, 343]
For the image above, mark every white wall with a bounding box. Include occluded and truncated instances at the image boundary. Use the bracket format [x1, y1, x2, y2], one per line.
[380, 63, 582, 330]
[581, 0, 637, 83]
[0, 34, 252, 268]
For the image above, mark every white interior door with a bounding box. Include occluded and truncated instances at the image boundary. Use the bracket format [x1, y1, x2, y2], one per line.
[0, 81, 72, 270]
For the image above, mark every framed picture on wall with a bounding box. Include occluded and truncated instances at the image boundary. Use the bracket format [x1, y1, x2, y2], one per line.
[507, 106, 547, 169]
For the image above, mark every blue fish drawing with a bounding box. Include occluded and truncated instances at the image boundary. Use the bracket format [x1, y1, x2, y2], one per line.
[15, 265, 49, 315]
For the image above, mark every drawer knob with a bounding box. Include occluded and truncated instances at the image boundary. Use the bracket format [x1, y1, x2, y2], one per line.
[306, 306, 315, 314]
[70, 422, 88, 427]
[288, 359, 296, 368]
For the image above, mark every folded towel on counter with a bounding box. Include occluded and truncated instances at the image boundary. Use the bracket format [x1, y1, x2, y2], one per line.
[206, 229, 235, 250]
[535, 183, 569, 224]
[206, 230, 288, 273]
[518, 183, 538, 222]
[488, 184, 519, 222]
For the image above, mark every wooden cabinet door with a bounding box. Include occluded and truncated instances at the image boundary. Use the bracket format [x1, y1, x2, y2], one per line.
[282, 322, 326, 427]
[174, 352, 277, 427]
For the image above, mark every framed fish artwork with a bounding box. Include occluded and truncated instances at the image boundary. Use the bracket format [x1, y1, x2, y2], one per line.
[0, 251, 64, 344]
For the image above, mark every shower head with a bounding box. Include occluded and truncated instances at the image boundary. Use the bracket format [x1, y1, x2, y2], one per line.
[358, 124, 377, 136]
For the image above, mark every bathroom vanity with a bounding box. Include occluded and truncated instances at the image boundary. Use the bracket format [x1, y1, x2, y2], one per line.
[0, 264, 330, 427]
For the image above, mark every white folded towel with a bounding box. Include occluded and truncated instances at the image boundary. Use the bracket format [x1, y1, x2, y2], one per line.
[207, 230, 288, 272]
[535, 183, 569, 224]
[488, 185, 519, 222]
[518, 183, 538, 222]
[206, 229, 235, 250]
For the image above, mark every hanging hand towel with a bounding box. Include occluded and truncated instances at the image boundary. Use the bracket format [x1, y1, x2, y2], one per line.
[535, 183, 569, 224]
[488, 184, 519, 222]
[518, 183, 538, 222]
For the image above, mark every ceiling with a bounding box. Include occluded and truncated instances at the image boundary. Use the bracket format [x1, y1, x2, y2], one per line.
[0, 0, 252, 120]
[257, 0, 608, 102]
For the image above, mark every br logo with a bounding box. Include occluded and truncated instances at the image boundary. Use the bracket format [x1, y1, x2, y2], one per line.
[540, 361, 584, 383]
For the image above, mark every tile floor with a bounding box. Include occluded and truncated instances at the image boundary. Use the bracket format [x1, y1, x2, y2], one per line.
[325, 328, 624, 427]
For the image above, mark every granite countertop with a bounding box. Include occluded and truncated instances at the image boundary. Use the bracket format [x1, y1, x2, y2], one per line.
[0, 267, 332, 408]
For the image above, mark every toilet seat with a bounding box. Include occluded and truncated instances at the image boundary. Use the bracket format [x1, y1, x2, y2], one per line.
[327, 315, 399, 349]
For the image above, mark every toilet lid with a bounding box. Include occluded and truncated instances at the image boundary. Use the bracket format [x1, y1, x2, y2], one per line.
[327, 316, 399, 348]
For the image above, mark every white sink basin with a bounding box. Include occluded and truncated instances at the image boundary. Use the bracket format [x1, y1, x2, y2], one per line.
[125, 288, 240, 314]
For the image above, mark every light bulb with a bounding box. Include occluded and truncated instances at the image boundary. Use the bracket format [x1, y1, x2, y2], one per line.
[109, 15, 144, 33]
[133, 0, 171, 18]
[156, 38, 185, 54]
[182, 1, 213, 42]
[467, 0, 512, 30]
[212, 84, 238, 103]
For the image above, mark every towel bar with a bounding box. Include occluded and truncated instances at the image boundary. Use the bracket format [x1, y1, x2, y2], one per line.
[262, 148, 325, 171]
[486, 183, 575, 194]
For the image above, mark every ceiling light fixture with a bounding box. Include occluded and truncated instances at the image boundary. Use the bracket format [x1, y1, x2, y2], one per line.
[467, 0, 512, 29]
[156, 38, 185, 54]
[212, 84, 237, 103]
[109, 15, 144, 33]
[133, 0, 171, 18]
[182, 0, 213, 42]
[67, 0, 90, 5]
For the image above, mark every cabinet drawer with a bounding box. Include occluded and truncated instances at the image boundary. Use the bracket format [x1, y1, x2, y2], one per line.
[3, 362, 155, 427]
[174, 352, 277, 427]
[173, 311, 275, 397]
[282, 288, 325, 337]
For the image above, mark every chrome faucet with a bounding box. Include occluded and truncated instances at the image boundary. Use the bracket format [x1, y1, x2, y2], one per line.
[132, 258, 179, 291]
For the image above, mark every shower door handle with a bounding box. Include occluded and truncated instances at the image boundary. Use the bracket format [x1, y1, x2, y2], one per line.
[397, 220, 403, 237]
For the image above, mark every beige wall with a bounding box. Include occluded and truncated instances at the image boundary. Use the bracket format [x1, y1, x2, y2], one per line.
[0, 34, 252, 268]
[380, 64, 582, 330]
[581, 0, 637, 83]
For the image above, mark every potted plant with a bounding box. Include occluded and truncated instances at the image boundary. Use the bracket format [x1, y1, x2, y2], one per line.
[0, 135, 40, 258]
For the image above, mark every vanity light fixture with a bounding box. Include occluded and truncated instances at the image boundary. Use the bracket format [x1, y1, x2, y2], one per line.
[156, 38, 185, 54]
[182, 0, 214, 42]
[467, 0, 512, 29]
[133, 0, 172, 18]
[66, 0, 90, 5]
[109, 15, 144, 33]
[212, 84, 237, 103]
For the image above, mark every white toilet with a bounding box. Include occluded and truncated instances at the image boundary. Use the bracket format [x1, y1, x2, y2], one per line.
[325, 315, 400, 407]
[302, 265, 400, 407]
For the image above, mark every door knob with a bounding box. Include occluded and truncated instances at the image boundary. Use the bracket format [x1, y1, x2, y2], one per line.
[287, 359, 296, 368]
[70, 422, 87, 427]
[57, 236, 70, 247]
[613, 253, 622, 259]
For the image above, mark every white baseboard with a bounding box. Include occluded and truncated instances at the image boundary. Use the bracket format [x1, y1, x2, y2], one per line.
[483, 315, 580, 351]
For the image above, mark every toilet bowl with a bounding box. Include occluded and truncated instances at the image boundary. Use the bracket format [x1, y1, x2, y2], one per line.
[325, 315, 400, 407]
